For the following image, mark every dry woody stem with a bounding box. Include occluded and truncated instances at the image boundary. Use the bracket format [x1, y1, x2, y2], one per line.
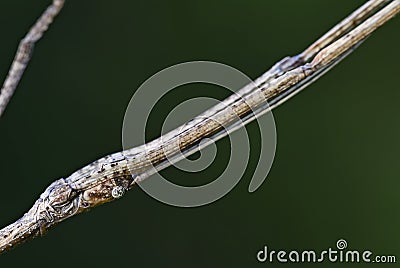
[0, 0, 399, 254]
[0, 0, 65, 117]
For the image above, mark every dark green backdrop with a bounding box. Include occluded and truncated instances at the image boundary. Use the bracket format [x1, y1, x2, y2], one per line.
[0, 0, 399, 267]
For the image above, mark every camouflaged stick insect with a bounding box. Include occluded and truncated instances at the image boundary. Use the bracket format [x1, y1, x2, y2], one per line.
[0, 0, 399, 253]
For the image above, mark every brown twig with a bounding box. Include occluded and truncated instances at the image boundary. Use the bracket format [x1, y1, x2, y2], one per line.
[0, 0, 399, 254]
[0, 0, 65, 118]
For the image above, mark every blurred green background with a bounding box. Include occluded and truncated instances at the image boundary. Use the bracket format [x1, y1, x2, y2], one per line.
[0, 0, 399, 267]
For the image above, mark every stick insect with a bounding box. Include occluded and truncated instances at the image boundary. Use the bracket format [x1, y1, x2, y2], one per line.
[0, 0, 399, 253]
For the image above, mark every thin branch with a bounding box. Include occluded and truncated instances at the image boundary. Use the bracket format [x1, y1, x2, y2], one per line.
[263, 0, 393, 77]
[0, 0, 399, 254]
[0, 0, 65, 118]
[300, 0, 392, 62]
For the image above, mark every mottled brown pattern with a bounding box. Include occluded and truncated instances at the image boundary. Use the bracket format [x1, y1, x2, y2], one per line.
[1, 0, 399, 254]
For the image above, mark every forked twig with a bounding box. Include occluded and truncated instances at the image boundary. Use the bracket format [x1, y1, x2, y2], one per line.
[0, 0, 65, 117]
[0, 0, 399, 254]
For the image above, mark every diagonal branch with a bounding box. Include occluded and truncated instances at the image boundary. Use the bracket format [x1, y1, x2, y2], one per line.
[0, 0, 399, 254]
[0, 0, 65, 118]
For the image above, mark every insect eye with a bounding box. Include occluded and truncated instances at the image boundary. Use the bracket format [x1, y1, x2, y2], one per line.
[111, 186, 126, 199]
